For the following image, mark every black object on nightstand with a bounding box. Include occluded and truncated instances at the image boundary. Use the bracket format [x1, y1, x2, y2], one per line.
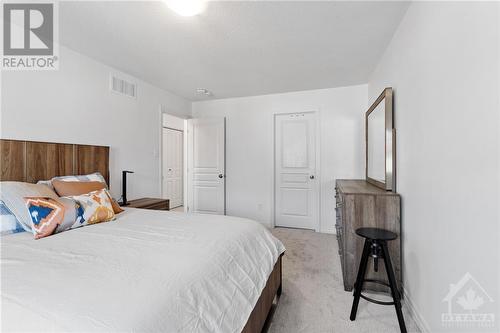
[350, 227, 407, 333]
[121, 198, 170, 211]
[121, 170, 134, 206]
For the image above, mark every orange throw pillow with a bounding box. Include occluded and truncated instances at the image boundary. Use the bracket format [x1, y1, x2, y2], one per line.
[52, 180, 104, 196]
[52, 180, 124, 214]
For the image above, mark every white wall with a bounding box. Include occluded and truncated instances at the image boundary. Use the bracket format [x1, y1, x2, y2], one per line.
[192, 85, 367, 233]
[0, 46, 191, 200]
[368, 2, 499, 331]
[162, 112, 186, 131]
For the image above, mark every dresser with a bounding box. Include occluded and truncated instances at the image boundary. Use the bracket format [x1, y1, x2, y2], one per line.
[335, 179, 401, 293]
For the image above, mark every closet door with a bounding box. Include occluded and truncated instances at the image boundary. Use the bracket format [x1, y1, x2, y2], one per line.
[162, 128, 183, 208]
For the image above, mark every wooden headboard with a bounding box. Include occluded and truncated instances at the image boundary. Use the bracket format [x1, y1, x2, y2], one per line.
[0, 139, 109, 184]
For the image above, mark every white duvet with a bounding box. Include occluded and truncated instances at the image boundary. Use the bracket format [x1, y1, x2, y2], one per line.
[1, 208, 285, 332]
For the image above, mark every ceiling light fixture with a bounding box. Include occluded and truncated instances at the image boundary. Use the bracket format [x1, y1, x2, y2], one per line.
[196, 88, 212, 96]
[164, 0, 207, 17]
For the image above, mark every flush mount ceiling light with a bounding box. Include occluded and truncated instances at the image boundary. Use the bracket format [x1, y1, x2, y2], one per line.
[164, 0, 207, 17]
[196, 88, 212, 97]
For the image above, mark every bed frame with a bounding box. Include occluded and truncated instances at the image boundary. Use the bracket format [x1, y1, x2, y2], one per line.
[0, 139, 109, 184]
[0, 138, 282, 333]
[243, 254, 283, 333]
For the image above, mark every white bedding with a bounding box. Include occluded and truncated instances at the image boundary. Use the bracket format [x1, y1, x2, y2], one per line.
[1, 208, 285, 332]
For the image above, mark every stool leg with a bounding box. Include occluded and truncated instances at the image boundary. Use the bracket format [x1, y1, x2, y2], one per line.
[381, 242, 407, 333]
[350, 239, 371, 321]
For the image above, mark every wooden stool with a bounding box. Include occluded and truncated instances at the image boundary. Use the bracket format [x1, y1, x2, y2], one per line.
[349, 227, 407, 333]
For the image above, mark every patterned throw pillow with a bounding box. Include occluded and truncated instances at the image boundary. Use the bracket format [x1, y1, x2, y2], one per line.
[0, 200, 25, 236]
[24, 197, 66, 239]
[24, 189, 115, 239]
[68, 189, 115, 225]
[52, 180, 124, 214]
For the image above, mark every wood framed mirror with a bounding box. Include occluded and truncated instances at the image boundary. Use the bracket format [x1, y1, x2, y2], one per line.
[366, 87, 396, 192]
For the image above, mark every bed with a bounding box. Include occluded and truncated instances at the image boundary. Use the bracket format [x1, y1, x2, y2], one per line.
[0, 139, 285, 332]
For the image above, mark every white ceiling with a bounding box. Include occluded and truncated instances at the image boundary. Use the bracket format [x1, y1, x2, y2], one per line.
[60, 1, 410, 101]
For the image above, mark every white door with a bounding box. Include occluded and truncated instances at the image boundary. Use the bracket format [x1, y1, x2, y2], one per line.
[275, 112, 318, 230]
[187, 118, 225, 214]
[162, 128, 184, 208]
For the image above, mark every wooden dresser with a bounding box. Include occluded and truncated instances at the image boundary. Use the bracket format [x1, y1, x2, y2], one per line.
[335, 179, 401, 293]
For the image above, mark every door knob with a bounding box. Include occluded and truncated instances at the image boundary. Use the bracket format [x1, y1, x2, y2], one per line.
[218, 174, 224, 179]
[310, 175, 315, 179]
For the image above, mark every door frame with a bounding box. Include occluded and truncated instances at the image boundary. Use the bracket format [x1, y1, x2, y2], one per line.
[272, 110, 321, 232]
[159, 107, 189, 212]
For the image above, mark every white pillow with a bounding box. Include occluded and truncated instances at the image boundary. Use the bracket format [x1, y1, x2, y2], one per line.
[0, 182, 59, 232]
[37, 172, 108, 189]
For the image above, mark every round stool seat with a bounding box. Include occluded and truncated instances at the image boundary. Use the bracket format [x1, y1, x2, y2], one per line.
[355, 227, 397, 241]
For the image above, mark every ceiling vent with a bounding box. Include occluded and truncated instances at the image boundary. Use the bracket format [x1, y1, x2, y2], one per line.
[110, 74, 136, 98]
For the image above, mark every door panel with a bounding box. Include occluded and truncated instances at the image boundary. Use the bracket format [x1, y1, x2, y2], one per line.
[282, 120, 309, 168]
[187, 118, 225, 215]
[281, 188, 309, 216]
[194, 186, 220, 213]
[275, 113, 318, 230]
[162, 128, 183, 208]
[194, 124, 220, 168]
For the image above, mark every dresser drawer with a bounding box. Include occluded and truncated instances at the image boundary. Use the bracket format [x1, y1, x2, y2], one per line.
[336, 225, 343, 253]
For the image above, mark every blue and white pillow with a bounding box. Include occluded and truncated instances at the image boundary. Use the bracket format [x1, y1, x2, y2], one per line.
[37, 172, 108, 189]
[0, 200, 25, 236]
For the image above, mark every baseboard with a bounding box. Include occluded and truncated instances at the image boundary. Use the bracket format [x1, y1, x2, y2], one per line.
[403, 288, 431, 333]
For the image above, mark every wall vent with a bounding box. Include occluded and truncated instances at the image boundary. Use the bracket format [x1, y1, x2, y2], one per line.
[110, 74, 136, 98]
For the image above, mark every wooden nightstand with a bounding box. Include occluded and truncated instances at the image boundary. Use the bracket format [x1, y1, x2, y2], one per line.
[123, 198, 170, 211]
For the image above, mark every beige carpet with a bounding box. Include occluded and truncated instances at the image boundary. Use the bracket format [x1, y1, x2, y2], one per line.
[267, 227, 420, 333]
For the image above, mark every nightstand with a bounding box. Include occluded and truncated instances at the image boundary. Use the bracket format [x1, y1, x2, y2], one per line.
[123, 198, 170, 211]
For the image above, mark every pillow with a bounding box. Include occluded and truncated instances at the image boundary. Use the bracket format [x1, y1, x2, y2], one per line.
[52, 180, 104, 196]
[68, 189, 115, 225]
[37, 172, 108, 189]
[25, 189, 115, 239]
[24, 197, 67, 239]
[52, 180, 124, 214]
[0, 200, 25, 236]
[0, 182, 59, 232]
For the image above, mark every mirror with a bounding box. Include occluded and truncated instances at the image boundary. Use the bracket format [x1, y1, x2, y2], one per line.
[367, 99, 385, 182]
[366, 88, 395, 191]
